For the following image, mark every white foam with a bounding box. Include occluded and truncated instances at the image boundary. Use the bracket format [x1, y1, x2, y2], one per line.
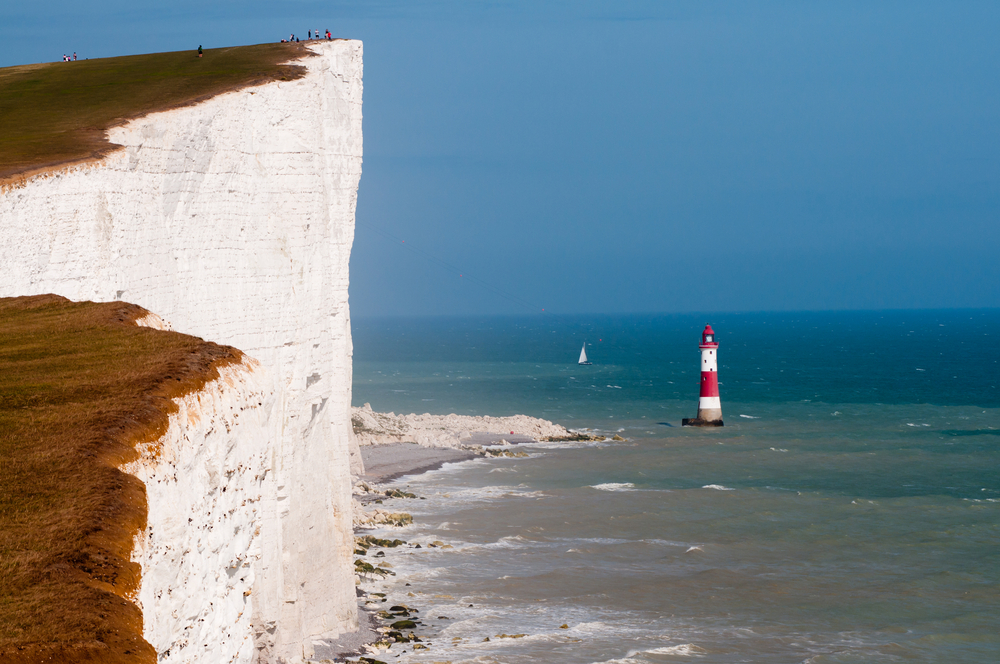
[422, 484, 547, 504]
[739, 414, 759, 419]
[591, 482, 637, 491]
[702, 484, 735, 491]
[646, 643, 707, 656]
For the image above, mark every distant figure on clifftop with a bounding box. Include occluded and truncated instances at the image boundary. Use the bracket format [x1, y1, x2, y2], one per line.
[308, 30, 312, 39]
[197, 45, 203, 58]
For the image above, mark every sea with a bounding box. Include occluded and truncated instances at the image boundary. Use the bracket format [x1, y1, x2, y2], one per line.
[351, 310, 1000, 664]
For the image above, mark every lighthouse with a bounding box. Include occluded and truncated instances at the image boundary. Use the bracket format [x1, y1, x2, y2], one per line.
[682, 325, 724, 427]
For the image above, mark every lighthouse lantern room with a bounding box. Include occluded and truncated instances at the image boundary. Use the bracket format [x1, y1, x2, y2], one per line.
[682, 324, 724, 427]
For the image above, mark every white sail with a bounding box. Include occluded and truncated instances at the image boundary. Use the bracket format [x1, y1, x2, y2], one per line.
[579, 343, 588, 364]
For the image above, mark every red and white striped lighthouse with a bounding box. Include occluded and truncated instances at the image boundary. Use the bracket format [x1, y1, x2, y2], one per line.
[682, 324, 724, 427]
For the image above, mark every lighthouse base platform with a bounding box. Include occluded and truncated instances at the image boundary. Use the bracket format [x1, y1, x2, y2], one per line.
[682, 418, 724, 427]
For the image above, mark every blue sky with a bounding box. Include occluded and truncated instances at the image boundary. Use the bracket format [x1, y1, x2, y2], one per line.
[2, 1, 998, 316]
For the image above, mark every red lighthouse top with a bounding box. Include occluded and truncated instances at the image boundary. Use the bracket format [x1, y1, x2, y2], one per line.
[699, 325, 719, 349]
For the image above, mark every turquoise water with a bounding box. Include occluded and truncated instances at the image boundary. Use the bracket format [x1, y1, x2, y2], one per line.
[352, 311, 1000, 663]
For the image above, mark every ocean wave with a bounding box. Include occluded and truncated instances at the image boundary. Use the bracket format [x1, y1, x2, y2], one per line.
[524, 439, 611, 450]
[646, 643, 706, 656]
[590, 482, 637, 491]
[425, 485, 548, 503]
[702, 484, 735, 491]
[739, 414, 759, 419]
[569, 621, 615, 635]
[557, 537, 694, 549]
[460, 534, 532, 551]
[769, 447, 789, 452]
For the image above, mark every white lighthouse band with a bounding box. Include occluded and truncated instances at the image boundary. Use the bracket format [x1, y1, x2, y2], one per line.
[699, 396, 722, 410]
[701, 346, 718, 372]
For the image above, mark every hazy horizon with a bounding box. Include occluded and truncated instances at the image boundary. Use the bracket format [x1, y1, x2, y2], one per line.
[2, 1, 997, 317]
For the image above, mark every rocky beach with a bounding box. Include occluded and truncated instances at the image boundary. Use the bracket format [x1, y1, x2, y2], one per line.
[340, 407, 605, 662]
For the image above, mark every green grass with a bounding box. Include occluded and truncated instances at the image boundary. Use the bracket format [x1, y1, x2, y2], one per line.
[0, 295, 241, 663]
[0, 42, 312, 181]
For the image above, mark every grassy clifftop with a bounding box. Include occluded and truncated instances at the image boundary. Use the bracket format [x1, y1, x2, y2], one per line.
[0, 295, 241, 663]
[0, 42, 312, 183]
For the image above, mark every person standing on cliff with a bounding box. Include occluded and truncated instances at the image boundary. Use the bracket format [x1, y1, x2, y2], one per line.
[197, 45, 203, 58]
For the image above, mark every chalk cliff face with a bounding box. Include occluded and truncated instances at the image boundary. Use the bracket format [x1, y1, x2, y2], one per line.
[0, 40, 363, 662]
[122, 357, 273, 664]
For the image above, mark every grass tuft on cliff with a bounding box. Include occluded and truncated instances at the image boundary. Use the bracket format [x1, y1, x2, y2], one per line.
[0, 42, 313, 182]
[0, 295, 242, 664]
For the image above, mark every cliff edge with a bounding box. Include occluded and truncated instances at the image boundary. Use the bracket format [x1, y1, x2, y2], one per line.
[0, 40, 363, 663]
[0, 295, 244, 664]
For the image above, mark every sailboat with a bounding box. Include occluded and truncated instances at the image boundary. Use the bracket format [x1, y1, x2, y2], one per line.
[578, 342, 592, 365]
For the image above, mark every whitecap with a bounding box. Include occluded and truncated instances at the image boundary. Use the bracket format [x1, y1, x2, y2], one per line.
[702, 484, 734, 491]
[570, 621, 614, 635]
[739, 414, 759, 419]
[685, 545, 703, 553]
[770, 447, 788, 452]
[590, 483, 637, 491]
[483, 535, 530, 549]
[647, 643, 707, 656]
[421, 485, 547, 503]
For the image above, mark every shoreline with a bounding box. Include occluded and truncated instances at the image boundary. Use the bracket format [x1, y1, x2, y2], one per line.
[328, 407, 610, 662]
[358, 443, 477, 484]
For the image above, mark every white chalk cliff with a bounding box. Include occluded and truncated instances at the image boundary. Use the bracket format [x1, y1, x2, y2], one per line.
[122, 356, 273, 664]
[0, 41, 363, 663]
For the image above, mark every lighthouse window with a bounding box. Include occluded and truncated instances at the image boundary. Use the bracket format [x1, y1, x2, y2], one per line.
[706, 335, 713, 342]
